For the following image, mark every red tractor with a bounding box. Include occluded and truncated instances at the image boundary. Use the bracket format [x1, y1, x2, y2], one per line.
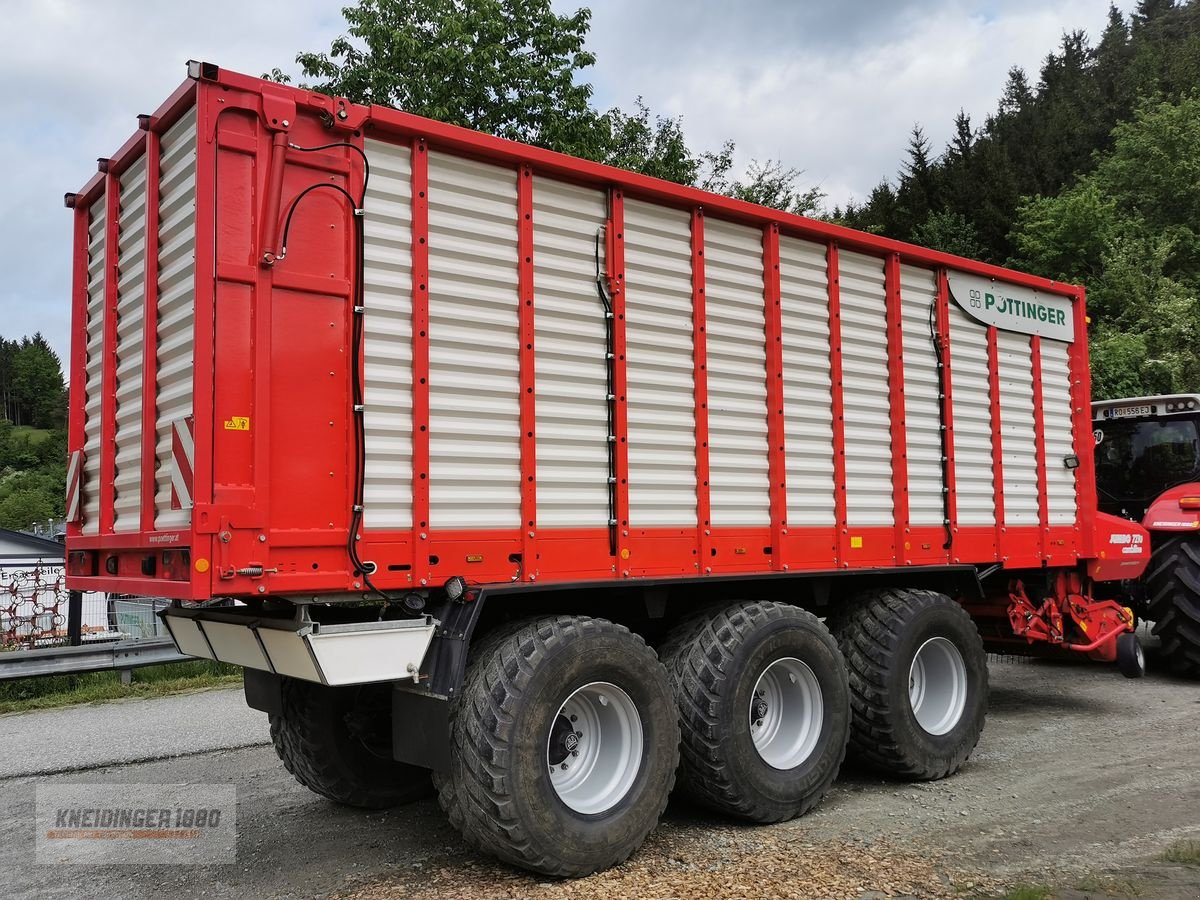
[1093, 394, 1200, 677]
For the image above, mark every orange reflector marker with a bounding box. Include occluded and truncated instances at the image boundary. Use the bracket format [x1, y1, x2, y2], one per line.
[195, 558, 210, 573]
[1179, 497, 1200, 510]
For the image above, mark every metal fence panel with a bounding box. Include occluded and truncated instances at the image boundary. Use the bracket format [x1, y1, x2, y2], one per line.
[2, 561, 181, 677]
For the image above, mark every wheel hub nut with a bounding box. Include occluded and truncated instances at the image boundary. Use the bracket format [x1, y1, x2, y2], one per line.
[752, 698, 769, 721]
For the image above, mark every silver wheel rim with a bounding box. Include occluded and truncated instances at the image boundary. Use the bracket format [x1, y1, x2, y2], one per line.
[750, 657, 824, 770]
[909, 637, 968, 735]
[546, 681, 643, 815]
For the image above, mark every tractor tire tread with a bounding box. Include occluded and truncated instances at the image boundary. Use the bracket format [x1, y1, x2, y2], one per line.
[1146, 536, 1200, 677]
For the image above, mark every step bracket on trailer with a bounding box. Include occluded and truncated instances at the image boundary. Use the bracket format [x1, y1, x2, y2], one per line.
[160, 606, 437, 686]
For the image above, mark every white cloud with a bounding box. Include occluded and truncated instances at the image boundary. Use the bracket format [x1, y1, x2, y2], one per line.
[581, 0, 1134, 206]
[0, 0, 341, 363]
[0, 0, 1132, 364]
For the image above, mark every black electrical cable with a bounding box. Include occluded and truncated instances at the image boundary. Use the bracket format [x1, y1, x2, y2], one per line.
[929, 299, 954, 551]
[286, 141, 371, 192]
[275, 142, 389, 600]
[277, 183, 361, 263]
[595, 229, 618, 557]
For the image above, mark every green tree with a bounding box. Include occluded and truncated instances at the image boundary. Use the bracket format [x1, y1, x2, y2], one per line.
[1008, 182, 1116, 284]
[895, 125, 938, 239]
[1009, 95, 1200, 398]
[0, 338, 15, 423]
[294, 0, 605, 160]
[1094, 5, 1134, 125]
[0, 489, 55, 532]
[597, 99, 705, 185]
[725, 159, 824, 216]
[912, 211, 984, 259]
[0, 333, 67, 429]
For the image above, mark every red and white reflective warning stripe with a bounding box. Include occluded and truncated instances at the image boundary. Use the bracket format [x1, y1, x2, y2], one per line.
[171, 416, 195, 510]
[65, 450, 84, 524]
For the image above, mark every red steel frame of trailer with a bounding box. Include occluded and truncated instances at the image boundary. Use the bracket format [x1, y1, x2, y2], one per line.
[64, 63, 1100, 601]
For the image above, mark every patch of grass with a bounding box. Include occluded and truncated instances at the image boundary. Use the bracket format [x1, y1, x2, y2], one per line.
[9, 425, 52, 445]
[0, 659, 241, 714]
[1159, 839, 1200, 866]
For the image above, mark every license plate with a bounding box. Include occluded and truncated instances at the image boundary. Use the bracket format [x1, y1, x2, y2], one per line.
[1108, 405, 1152, 418]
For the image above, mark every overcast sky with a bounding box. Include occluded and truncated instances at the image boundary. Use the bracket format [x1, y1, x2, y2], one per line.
[0, 0, 1131, 366]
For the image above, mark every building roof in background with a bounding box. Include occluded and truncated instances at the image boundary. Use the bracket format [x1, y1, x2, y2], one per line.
[0, 528, 66, 559]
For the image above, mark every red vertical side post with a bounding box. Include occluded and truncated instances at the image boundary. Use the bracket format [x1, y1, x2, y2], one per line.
[762, 224, 787, 569]
[1030, 335, 1050, 559]
[936, 269, 958, 557]
[66, 203, 90, 537]
[411, 138, 431, 577]
[191, 87, 218, 518]
[1069, 290, 1096, 559]
[986, 327, 1007, 559]
[98, 171, 121, 535]
[608, 190, 631, 570]
[690, 208, 711, 571]
[827, 243, 849, 565]
[184, 87, 217, 601]
[884, 253, 910, 564]
[516, 165, 537, 578]
[139, 128, 162, 533]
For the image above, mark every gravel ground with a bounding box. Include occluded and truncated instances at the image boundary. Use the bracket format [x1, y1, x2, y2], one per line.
[3, 654, 1198, 899]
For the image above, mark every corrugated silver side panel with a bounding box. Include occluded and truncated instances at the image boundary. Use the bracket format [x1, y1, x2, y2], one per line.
[997, 332, 1039, 525]
[81, 197, 107, 535]
[703, 218, 770, 527]
[532, 177, 610, 527]
[779, 237, 835, 527]
[111, 157, 148, 532]
[362, 139, 414, 530]
[839, 250, 894, 527]
[153, 108, 197, 529]
[1040, 340, 1078, 524]
[947, 305, 995, 525]
[899, 265, 943, 527]
[427, 152, 521, 529]
[623, 199, 697, 527]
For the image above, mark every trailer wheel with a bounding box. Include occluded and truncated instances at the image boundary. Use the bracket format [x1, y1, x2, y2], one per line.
[434, 616, 678, 877]
[660, 601, 849, 823]
[269, 677, 432, 808]
[1144, 535, 1200, 679]
[830, 589, 987, 780]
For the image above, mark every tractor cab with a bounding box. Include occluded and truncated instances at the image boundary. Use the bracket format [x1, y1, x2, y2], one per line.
[1092, 395, 1200, 522]
[1092, 394, 1200, 679]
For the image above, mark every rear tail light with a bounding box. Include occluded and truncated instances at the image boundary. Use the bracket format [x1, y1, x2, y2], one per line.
[67, 550, 97, 577]
[161, 549, 192, 581]
[1179, 497, 1200, 510]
